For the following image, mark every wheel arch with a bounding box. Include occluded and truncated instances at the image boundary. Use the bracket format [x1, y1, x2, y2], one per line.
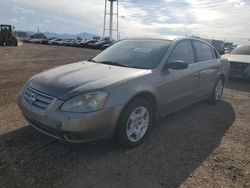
[118, 91, 159, 123]
[130, 92, 157, 111]
[114, 91, 158, 147]
[219, 74, 225, 83]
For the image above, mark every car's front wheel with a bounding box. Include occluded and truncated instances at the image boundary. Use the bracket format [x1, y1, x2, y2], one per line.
[115, 98, 153, 148]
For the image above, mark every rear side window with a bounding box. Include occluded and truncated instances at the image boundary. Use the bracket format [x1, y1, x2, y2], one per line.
[168, 40, 195, 64]
[193, 41, 213, 62]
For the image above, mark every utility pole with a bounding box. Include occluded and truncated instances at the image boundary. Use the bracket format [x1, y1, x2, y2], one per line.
[109, 0, 114, 41]
[103, 0, 119, 41]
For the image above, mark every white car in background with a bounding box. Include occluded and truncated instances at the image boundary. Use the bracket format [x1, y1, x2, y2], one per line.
[222, 45, 250, 80]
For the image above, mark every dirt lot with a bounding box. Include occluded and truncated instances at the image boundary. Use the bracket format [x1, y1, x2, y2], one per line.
[0, 44, 249, 188]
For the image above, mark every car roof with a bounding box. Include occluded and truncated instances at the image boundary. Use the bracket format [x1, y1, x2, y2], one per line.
[126, 35, 208, 42]
[124, 36, 218, 53]
[128, 35, 181, 41]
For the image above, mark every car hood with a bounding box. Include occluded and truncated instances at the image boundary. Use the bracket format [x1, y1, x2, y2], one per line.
[28, 61, 149, 99]
[222, 54, 250, 64]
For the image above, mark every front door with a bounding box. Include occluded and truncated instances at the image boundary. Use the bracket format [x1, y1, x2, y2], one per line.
[157, 40, 200, 114]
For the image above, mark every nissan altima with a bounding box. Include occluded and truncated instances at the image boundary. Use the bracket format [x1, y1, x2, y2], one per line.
[18, 36, 230, 148]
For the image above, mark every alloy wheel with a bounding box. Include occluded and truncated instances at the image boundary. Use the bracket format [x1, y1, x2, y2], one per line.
[126, 106, 150, 142]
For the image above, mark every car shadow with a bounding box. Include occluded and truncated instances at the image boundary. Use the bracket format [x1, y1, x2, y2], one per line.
[0, 100, 235, 188]
[226, 78, 250, 92]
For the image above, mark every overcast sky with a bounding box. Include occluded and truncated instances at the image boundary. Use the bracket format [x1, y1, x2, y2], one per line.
[0, 0, 249, 44]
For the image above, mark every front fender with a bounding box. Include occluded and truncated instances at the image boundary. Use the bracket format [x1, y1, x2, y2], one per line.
[104, 73, 159, 109]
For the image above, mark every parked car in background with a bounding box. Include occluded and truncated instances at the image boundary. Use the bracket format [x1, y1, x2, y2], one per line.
[48, 38, 62, 45]
[224, 42, 236, 54]
[69, 40, 82, 47]
[202, 38, 225, 55]
[64, 39, 76, 46]
[222, 45, 250, 80]
[39, 38, 49, 45]
[73, 40, 84, 47]
[53, 39, 64, 46]
[18, 36, 229, 148]
[29, 38, 41, 44]
[48, 38, 56, 45]
[60, 39, 72, 46]
[22, 38, 31, 43]
[102, 42, 114, 50]
[80, 39, 98, 48]
[88, 40, 112, 49]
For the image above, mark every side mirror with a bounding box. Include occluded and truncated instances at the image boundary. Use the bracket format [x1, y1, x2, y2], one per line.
[164, 60, 188, 70]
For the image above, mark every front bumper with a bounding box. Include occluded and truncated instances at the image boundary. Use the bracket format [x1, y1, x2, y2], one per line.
[18, 94, 124, 143]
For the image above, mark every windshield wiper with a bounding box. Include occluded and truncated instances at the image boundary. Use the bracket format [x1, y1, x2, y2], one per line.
[96, 61, 130, 68]
[88, 58, 96, 63]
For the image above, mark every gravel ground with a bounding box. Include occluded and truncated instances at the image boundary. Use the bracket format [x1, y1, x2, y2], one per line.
[0, 44, 249, 188]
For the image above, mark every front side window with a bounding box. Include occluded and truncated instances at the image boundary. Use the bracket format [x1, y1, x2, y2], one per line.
[193, 41, 213, 62]
[167, 40, 195, 64]
[92, 39, 172, 69]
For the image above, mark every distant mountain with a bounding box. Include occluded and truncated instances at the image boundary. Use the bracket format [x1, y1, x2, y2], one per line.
[43, 31, 99, 40]
[19, 30, 99, 40]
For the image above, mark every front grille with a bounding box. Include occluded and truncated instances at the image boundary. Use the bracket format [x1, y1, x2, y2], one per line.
[230, 61, 247, 77]
[23, 87, 57, 111]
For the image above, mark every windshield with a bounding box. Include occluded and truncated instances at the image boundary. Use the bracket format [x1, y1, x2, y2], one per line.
[92, 39, 172, 69]
[230, 45, 250, 55]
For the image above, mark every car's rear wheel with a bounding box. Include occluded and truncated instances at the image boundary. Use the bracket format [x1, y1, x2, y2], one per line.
[115, 98, 153, 149]
[208, 76, 224, 103]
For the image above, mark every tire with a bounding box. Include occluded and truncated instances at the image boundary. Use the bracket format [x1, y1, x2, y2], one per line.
[14, 38, 18, 46]
[115, 98, 153, 149]
[208, 76, 224, 104]
[6, 40, 13, 46]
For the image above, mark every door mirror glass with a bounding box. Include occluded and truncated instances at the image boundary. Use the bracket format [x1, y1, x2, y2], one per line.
[164, 60, 188, 70]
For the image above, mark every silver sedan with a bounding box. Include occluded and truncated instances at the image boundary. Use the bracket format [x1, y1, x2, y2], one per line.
[18, 36, 230, 148]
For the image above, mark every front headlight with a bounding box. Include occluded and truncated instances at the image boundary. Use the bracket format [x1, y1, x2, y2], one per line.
[61, 91, 108, 112]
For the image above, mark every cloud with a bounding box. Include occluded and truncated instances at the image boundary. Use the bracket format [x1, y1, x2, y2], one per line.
[10, 18, 18, 23]
[0, 0, 249, 44]
[20, 17, 27, 21]
[118, 0, 250, 43]
[45, 19, 51, 23]
[185, 0, 250, 40]
[11, 6, 35, 14]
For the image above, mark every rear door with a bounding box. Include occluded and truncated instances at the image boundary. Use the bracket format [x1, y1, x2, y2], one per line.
[192, 40, 220, 96]
[159, 40, 200, 114]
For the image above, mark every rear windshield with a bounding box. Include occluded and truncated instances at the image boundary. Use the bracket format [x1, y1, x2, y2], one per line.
[92, 39, 172, 69]
[230, 45, 250, 55]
